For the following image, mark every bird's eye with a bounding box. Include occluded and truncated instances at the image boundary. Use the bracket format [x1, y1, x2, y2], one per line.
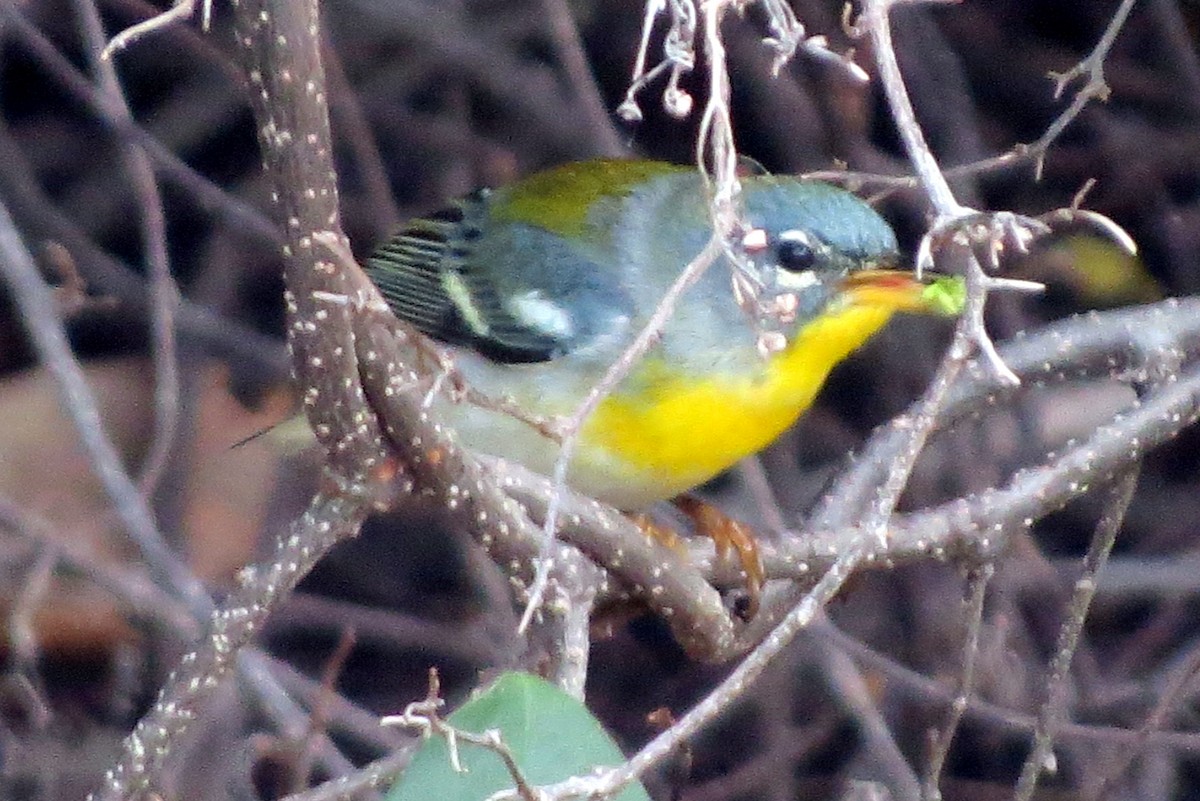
[776, 230, 818, 272]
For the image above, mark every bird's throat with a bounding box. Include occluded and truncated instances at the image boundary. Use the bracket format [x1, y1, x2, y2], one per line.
[579, 304, 896, 497]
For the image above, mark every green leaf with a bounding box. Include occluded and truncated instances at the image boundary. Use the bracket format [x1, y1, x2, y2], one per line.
[920, 274, 967, 316]
[386, 672, 651, 801]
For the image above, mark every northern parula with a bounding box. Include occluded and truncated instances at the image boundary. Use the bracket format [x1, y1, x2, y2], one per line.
[366, 159, 964, 510]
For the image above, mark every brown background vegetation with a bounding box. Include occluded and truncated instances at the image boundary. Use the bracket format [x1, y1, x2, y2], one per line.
[1, 1, 1199, 799]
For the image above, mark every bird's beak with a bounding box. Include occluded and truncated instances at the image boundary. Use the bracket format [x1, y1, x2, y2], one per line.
[837, 269, 966, 317]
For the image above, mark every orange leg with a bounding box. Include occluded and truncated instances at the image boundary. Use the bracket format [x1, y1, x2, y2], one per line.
[648, 496, 765, 618]
[629, 512, 687, 554]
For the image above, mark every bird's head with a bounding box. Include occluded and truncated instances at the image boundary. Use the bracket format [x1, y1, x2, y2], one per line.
[738, 177, 963, 344]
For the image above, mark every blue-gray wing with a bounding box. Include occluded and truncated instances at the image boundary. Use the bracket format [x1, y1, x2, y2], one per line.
[365, 192, 632, 364]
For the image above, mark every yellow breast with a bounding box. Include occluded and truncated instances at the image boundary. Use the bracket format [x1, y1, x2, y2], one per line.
[578, 304, 896, 503]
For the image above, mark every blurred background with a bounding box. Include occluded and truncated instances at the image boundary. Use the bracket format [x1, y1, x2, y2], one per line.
[1, 0, 1199, 799]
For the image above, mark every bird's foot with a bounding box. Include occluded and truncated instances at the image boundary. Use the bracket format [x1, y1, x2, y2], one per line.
[629, 512, 687, 554]
[627, 497, 763, 619]
[672, 496, 764, 619]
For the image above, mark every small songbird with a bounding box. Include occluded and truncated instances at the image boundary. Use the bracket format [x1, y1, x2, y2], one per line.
[365, 159, 963, 598]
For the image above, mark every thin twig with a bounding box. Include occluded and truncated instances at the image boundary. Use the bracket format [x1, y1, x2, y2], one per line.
[854, 0, 963, 218]
[288, 629, 359, 796]
[278, 750, 414, 801]
[1013, 467, 1140, 800]
[522, 0, 748, 635]
[101, 0, 207, 60]
[510, 534, 879, 801]
[810, 0, 1140, 200]
[735, 456, 788, 535]
[751, 358, 1200, 587]
[0, 190, 211, 621]
[809, 291, 1197, 542]
[7, 540, 56, 704]
[923, 563, 993, 800]
[537, 0, 625, 157]
[811, 632, 922, 801]
[520, 236, 724, 633]
[1, 497, 360, 774]
[1085, 637, 1200, 799]
[0, 496, 196, 634]
[1026, 0, 1139, 178]
[475, 454, 735, 660]
[822, 620, 1200, 754]
[3, 5, 282, 247]
[322, 36, 402, 234]
[381, 670, 541, 801]
[74, 0, 182, 499]
[0, 8, 288, 382]
[92, 492, 368, 800]
[266, 653, 410, 756]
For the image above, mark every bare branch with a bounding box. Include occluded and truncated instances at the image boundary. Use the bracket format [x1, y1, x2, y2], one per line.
[482, 455, 737, 660]
[1026, 0, 1139, 178]
[753, 355, 1200, 585]
[537, 0, 626, 157]
[279, 750, 413, 801]
[923, 564, 993, 800]
[92, 493, 368, 800]
[853, 0, 964, 218]
[0, 183, 210, 621]
[101, 0, 209, 61]
[1014, 467, 1140, 800]
[821, 620, 1200, 753]
[73, 0, 182, 497]
[1085, 638, 1200, 797]
[86, 0, 399, 794]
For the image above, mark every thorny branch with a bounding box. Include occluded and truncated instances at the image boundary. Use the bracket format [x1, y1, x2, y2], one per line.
[808, 0, 1142, 195]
